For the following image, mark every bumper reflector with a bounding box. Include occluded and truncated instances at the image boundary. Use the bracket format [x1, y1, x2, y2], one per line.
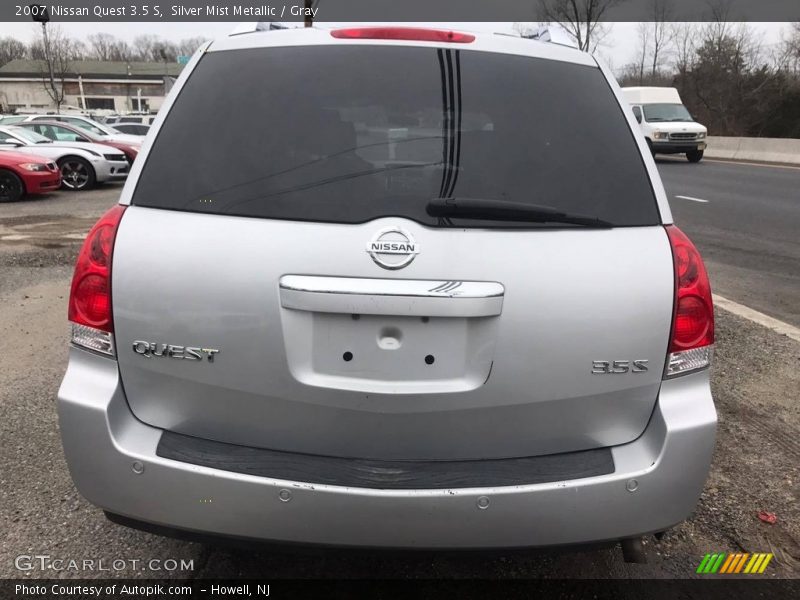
[665, 345, 712, 378]
[71, 323, 115, 356]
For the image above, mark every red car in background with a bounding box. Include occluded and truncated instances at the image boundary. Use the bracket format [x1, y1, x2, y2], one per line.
[13, 121, 141, 164]
[0, 150, 61, 202]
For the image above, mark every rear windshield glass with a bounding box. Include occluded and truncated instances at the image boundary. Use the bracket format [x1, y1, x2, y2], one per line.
[132, 45, 659, 227]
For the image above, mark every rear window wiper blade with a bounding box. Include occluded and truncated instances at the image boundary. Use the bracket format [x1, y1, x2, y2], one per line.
[426, 197, 614, 228]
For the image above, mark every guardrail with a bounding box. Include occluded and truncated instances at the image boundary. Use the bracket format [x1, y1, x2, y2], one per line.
[705, 136, 800, 166]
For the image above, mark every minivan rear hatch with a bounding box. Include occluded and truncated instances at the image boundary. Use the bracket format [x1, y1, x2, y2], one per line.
[112, 37, 673, 461]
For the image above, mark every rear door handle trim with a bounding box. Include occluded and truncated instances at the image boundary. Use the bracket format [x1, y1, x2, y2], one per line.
[279, 275, 504, 317]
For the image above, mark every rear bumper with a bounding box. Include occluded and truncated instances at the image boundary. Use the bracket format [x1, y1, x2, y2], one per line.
[58, 347, 716, 549]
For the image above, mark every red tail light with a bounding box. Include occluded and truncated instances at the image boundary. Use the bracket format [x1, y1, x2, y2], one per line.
[665, 225, 714, 376]
[331, 27, 475, 43]
[68, 205, 126, 333]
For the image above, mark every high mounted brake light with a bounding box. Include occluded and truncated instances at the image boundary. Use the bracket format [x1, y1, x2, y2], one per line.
[331, 27, 475, 43]
[68, 204, 126, 356]
[664, 225, 714, 377]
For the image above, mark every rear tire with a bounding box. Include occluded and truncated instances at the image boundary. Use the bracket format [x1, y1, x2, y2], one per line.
[686, 150, 704, 163]
[0, 168, 24, 202]
[58, 156, 96, 191]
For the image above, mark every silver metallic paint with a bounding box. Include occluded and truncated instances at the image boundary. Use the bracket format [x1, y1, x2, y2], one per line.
[111, 209, 674, 460]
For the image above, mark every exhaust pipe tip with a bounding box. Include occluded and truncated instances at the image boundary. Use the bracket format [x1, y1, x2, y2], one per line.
[621, 537, 648, 563]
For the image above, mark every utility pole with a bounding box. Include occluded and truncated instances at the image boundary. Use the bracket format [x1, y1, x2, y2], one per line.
[304, 0, 313, 27]
[30, 4, 60, 112]
[159, 47, 168, 99]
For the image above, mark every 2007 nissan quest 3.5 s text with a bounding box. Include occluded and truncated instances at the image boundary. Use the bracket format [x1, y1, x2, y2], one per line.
[57, 26, 716, 557]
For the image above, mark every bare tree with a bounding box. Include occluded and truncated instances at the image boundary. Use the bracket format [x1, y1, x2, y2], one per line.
[30, 37, 84, 61]
[35, 25, 74, 111]
[630, 1, 675, 84]
[0, 37, 27, 67]
[130, 35, 205, 62]
[87, 33, 130, 61]
[671, 22, 697, 78]
[86, 33, 113, 60]
[69, 39, 87, 60]
[648, 0, 673, 76]
[621, 5, 800, 137]
[176, 37, 207, 57]
[776, 22, 800, 74]
[689, 15, 765, 135]
[634, 22, 650, 83]
[130, 34, 161, 61]
[155, 41, 178, 63]
[537, 0, 623, 52]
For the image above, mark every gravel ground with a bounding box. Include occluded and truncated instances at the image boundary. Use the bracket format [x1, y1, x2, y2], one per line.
[0, 187, 798, 583]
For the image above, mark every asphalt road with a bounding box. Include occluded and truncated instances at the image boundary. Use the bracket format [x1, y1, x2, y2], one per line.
[658, 158, 800, 327]
[0, 161, 798, 585]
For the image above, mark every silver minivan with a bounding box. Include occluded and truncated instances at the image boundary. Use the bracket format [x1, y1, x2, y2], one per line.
[58, 26, 716, 558]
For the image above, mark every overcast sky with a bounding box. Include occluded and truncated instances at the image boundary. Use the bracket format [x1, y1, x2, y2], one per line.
[2, 21, 789, 71]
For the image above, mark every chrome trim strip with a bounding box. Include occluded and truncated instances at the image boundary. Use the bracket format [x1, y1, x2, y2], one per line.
[279, 275, 504, 317]
[280, 275, 504, 298]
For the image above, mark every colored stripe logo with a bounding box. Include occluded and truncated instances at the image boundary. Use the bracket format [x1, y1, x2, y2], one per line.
[696, 552, 774, 574]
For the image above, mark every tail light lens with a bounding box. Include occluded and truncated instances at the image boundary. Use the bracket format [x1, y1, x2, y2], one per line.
[331, 27, 476, 43]
[68, 204, 126, 356]
[665, 225, 714, 377]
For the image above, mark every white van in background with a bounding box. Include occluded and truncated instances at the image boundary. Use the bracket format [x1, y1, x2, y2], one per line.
[622, 87, 708, 162]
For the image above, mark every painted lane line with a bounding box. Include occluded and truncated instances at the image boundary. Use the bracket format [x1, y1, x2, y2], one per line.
[675, 195, 710, 203]
[713, 294, 800, 343]
[704, 158, 800, 171]
[658, 156, 800, 170]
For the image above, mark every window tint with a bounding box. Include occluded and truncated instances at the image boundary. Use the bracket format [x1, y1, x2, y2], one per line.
[7, 126, 47, 143]
[60, 117, 105, 135]
[643, 103, 692, 123]
[133, 46, 659, 227]
[50, 125, 84, 141]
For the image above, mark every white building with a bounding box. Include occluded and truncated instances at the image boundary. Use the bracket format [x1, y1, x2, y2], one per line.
[0, 59, 184, 113]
